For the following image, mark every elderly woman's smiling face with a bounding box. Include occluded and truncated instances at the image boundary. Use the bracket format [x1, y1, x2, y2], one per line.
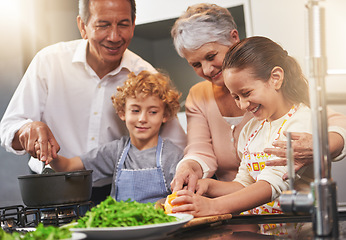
[182, 42, 230, 87]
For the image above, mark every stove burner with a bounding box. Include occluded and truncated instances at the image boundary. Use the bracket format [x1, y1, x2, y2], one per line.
[26, 202, 93, 227]
[39, 207, 76, 226]
[0, 205, 24, 230]
[1, 201, 93, 231]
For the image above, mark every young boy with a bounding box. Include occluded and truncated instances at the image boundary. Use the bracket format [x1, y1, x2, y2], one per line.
[42, 70, 183, 203]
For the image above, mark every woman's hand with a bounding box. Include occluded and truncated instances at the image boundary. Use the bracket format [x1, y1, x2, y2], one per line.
[171, 160, 203, 193]
[170, 190, 217, 217]
[264, 132, 313, 180]
[264, 131, 344, 180]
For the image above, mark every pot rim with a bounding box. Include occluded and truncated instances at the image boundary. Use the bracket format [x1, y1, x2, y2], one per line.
[18, 169, 93, 179]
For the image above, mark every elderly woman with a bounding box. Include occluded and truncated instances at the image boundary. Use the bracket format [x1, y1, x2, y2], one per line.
[170, 3, 346, 192]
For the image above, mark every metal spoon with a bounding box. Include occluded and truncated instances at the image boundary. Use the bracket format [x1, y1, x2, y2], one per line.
[41, 161, 55, 174]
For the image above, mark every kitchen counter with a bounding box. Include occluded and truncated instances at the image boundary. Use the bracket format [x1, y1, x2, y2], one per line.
[74, 203, 346, 240]
[162, 211, 346, 240]
[81, 210, 346, 240]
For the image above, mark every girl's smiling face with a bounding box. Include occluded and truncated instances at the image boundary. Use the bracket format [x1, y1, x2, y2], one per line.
[223, 67, 288, 122]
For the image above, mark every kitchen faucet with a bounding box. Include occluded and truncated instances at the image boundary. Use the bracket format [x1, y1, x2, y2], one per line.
[280, 0, 339, 238]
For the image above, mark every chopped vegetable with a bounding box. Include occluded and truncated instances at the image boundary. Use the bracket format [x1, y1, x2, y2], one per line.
[0, 223, 72, 240]
[164, 192, 183, 214]
[75, 196, 176, 228]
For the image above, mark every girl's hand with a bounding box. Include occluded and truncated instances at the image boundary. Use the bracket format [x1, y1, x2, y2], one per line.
[170, 190, 216, 217]
[195, 178, 210, 195]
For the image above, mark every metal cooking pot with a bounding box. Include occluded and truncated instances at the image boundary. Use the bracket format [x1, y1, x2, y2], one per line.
[18, 170, 93, 207]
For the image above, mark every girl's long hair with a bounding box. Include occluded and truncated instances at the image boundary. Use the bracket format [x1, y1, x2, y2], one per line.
[223, 36, 310, 106]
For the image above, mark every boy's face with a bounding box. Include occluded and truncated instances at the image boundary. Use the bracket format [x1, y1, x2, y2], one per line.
[119, 93, 168, 149]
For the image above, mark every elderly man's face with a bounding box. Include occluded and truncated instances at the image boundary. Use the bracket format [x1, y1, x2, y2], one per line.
[78, 0, 135, 76]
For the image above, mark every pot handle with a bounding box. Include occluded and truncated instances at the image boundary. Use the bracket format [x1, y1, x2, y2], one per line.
[65, 171, 89, 179]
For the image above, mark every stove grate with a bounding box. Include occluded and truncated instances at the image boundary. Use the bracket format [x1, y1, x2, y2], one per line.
[1, 201, 93, 230]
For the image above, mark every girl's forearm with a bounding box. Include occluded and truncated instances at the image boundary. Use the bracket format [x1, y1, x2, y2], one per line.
[212, 180, 273, 214]
[206, 179, 245, 197]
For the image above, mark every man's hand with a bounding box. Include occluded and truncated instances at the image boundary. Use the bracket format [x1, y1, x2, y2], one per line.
[171, 160, 203, 193]
[264, 132, 313, 180]
[13, 121, 60, 163]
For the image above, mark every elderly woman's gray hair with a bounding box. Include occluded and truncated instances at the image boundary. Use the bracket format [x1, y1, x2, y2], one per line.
[171, 3, 237, 58]
[78, 0, 136, 24]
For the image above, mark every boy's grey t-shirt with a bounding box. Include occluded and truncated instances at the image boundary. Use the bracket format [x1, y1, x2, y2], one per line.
[81, 136, 183, 197]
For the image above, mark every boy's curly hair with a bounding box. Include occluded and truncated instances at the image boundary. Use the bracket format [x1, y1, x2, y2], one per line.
[112, 70, 181, 120]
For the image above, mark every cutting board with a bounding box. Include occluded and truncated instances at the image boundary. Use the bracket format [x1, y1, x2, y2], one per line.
[182, 213, 232, 228]
[155, 198, 232, 228]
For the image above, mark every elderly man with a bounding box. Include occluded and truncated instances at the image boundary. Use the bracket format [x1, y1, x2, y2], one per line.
[0, 0, 186, 203]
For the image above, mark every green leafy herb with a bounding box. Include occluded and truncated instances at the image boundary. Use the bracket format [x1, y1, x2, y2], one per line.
[75, 196, 176, 228]
[0, 223, 72, 240]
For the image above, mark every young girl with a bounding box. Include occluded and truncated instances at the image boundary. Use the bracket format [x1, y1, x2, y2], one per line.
[42, 70, 183, 203]
[171, 36, 314, 221]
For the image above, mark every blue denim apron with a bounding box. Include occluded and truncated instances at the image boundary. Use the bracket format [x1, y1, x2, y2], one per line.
[115, 136, 169, 203]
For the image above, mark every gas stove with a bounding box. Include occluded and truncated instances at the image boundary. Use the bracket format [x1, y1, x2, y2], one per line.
[0, 201, 93, 233]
